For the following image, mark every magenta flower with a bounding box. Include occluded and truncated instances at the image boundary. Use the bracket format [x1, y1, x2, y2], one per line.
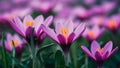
[89, 16, 105, 27]
[72, 6, 91, 20]
[81, 41, 118, 68]
[90, 2, 116, 15]
[82, 25, 104, 42]
[5, 34, 26, 54]
[41, 20, 86, 54]
[103, 15, 120, 33]
[10, 15, 53, 45]
[30, 0, 57, 14]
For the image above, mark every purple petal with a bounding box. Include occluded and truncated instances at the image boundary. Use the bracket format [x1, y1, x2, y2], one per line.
[5, 41, 11, 52]
[23, 15, 34, 28]
[37, 16, 53, 35]
[41, 24, 59, 43]
[108, 47, 118, 58]
[64, 20, 74, 35]
[25, 27, 33, 39]
[43, 16, 53, 26]
[103, 41, 113, 55]
[34, 15, 44, 32]
[9, 20, 25, 37]
[67, 33, 75, 44]
[16, 45, 25, 54]
[57, 34, 66, 46]
[95, 51, 102, 61]
[91, 40, 101, 56]
[81, 46, 96, 60]
[14, 17, 25, 32]
[39, 32, 46, 41]
[55, 22, 63, 35]
[102, 51, 109, 60]
[6, 33, 12, 42]
[13, 34, 22, 44]
[73, 23, 86, 41]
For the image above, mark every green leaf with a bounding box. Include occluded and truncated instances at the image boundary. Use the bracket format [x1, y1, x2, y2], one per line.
[12, 40, 15, 68]
[1, 33, 8, 68]
[55, 50, 65, 68]
[36, 43, 54, 68]
[36, 43, 54, 56]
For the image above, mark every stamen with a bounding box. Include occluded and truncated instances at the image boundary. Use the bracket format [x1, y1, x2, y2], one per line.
[60, 28, 69, 43]
[88, 31, 95, 39]
[109, 21, 117, 29]
[26, 21, 34, 27]
[100, 48, 104, 54]
[96, 48, 104, 54]
[10, 41, 19, 48]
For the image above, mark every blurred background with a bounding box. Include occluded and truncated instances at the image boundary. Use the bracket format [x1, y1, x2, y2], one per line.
[0, 0, 120, 68]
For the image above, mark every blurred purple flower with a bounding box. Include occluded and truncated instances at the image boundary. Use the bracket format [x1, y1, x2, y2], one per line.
[82, 25, 104, 42]
[90, 2, 116, 15]
[81, 41, 118, 67]
[103, 15, 120, 33]
[72, 6, 92, 20]
[83, 0, 95, 5]
[30, 0, 57, 13]
[0, 0, 32, 24]
[10, 15, 53, 45]
[41, 20, 86, 54]
[5, 34, 26, 54]
[89, 16, 105, 27]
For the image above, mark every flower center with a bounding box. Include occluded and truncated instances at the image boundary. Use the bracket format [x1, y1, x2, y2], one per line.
[26, 21, 34, 27]
[60, 28, 69, 43]
[99, 17, 103, 25]
[109, 21, 117, 29]
[88, 31, 95, 39]
[10, 41, 19, 48]
[96, 48, 105, 54]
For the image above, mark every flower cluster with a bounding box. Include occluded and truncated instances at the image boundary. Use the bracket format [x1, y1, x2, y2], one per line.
[0, 0, 120, 68]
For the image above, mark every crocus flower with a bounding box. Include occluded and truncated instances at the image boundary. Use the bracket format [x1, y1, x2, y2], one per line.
[41, 20, 86, 54]
[0, 0, 32, 20]
[90, 1, 116, 15]
[89, 16, 104, 27]
[72, 6, 92, 21]
[81, 41, 118, 68]
[82, 25, 104, 42]
[9, 15, 53, 45]
[83, 0, 95, 5]
[5, 33, 26, 54]
[103, 15, 120, 33]
[30, 0, 57, 14]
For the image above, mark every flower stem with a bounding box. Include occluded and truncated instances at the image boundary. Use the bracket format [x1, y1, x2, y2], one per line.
[30, 29, 36, 68]
[97, 64, 103, 68]
[1, 33, 8, 68]
[12, 40, 15, 68]
[85, 55, 88, 68]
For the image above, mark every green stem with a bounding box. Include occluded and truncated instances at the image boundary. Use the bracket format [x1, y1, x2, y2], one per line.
[97, 65, 103, 68]
[2, 33, 8, 68]
[12, 40, 16, 68]
[85, 55, 88, 68]
[30, 29, 36, 68]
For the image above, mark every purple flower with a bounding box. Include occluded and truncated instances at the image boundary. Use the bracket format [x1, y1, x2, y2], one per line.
[72, 6, 91, 20]
[30, 0, 57, 14]
[89, 16, 105, 27]
[103, 15, 120, 33]
[5, 33, 26, 54]
[82, 25, 104, 42]
[81, 41, 118, 67]
[41, 20, 86, 54]
[0, 0, 32, 20]
[10, 15, 53, 45]
[90, 2, 116, 15]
